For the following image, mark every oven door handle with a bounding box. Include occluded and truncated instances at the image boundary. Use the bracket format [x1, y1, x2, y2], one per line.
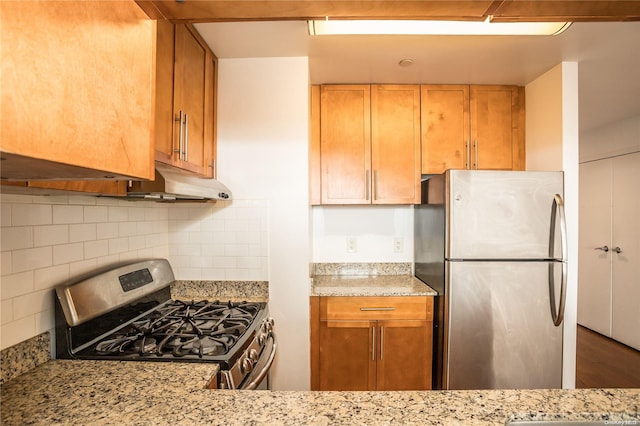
[242, 332, 277, 390]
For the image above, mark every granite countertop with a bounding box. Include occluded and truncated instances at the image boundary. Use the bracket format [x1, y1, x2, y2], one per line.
[310, 262, 438, 297]
[1, 360, 638, 425]
[311, 274, 437, 297]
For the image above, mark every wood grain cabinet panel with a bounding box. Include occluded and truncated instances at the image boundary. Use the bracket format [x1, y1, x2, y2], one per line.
[155, 23, 217, 178]
[0, 0, 156, 181]
[320, 85, 371, 204]
[317, 84, 420, 205]
[421, 84, 525, 174]
[470, 85, 524, 171]
[311, 296, 433, 391]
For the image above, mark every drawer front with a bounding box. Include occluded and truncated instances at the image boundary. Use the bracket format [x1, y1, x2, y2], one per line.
[321, 296, 433, 320]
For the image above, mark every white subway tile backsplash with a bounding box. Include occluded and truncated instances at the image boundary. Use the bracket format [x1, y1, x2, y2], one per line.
[1, 203, 11, 227]
[12, 204, 52, 226]
[1, 299, 13, 324]
[84, 205, 108, 223]
[69, 223, 97, 243]
[128, 236, 146, 251]
[34, 264, 70, 290]
[0, 194, 172, 350]
[0, 194, 267, 351]
[96, 223, 119, 240]
[213, 256, 237, 269]
[84, 240, 109, 259]
[1, 315, 35, 349]
[12, 246, 52, 273]
[108, 206, 129, 222]
[13, 289, 53, 319]
[52, 205, 83, 224]
[1, 226, 34, 251]
[34, 225, 68, 247]
[1, 252, 11, 275]
[53, 243, 84, 265]
[108, 237, 129, 255]
[225, 244, 249, 257]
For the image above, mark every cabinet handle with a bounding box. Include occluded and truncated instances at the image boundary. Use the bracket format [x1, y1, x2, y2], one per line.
[365, 169, 371, 201]
[184, 113, 189, 162]
[594, 245, 609, 252]
[613, 246, 622, 254]
[466, 140, 471, 169]
[371, 326, 375, 361]
[360, 307, 396, 311]
[373, 170, 378, 201]
[175, 111, 184, 160]
[380, 326, 384, 360]
[474, 140, 479, 169]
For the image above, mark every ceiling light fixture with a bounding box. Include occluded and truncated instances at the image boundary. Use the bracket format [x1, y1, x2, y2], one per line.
[307, 19, 571, 36]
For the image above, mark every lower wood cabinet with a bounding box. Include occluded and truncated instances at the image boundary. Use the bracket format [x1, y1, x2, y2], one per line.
[310, 296, 433, 391]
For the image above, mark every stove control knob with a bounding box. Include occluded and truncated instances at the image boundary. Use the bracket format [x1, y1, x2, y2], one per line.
[241, 357, 254, 374]
[258, 333, 266, 346]
[249, 348, 259, 362]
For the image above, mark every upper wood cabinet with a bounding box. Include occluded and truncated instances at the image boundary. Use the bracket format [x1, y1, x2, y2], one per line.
[421, 84, 525, 174]
[155, 23, 217, 178]
[0, 1, 155, 181]
[316, 84, 421, 205]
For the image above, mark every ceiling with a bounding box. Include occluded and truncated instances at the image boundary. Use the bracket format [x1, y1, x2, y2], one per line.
[194, 20, 640, 134]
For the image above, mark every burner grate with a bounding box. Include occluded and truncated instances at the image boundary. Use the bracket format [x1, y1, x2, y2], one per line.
[89, 300, 264, 359]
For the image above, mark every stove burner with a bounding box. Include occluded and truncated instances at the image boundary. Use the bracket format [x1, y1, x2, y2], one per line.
[90, 300, 262, 359]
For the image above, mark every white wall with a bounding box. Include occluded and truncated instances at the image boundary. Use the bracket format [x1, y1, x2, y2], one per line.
[525, 62, 580, 389]
[216, 57, 310, 390]
[312, 205, 413, 263]
[580, 115, 640, 162]
[0, 194, 169, 350]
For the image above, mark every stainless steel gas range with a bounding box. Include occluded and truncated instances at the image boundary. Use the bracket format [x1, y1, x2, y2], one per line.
[54, 259, 276, 390]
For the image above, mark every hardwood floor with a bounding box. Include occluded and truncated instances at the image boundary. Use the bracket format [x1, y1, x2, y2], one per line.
[576, 325, 640, 388]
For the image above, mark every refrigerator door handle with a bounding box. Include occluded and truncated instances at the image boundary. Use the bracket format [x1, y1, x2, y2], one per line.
[549, 194, 568, 327]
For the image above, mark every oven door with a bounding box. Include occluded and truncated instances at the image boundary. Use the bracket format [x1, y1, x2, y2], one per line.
[241, 331, 276, 390]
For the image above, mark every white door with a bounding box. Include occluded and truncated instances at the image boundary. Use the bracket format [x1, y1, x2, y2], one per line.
[577, 159, 613, 336]
[578, 152, 640, 351]
[611, 152, 640, 350]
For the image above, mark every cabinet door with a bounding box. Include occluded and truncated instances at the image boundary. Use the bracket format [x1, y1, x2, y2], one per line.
[377, 320, 432, 390]
[1, 1, 155, 180]
[318, 320, 376, 390]
[421, 85, 470, 174]
[470, 85, 524, 170]
[154, 20, 177, 166]
[172, 24, 214, 177]
[611, 152, 640, 350]
[371, 85, 421, 204]
[320, 85, 371, 204]
[577, 159, 613, 336]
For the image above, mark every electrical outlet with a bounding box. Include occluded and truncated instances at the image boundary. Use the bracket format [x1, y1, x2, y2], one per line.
[347, 237, 357, 253]
[393, 237, 403, 253]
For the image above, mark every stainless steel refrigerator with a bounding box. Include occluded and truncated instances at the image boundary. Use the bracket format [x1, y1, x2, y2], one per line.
[415, 170, 567, 390]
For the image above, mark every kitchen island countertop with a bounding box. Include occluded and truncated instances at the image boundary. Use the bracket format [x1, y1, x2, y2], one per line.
[1, 359, 638, 425]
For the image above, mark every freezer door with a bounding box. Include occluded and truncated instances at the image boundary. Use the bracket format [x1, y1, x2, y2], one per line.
[447, 170, 563, 260]
[445, 261, 563, 390]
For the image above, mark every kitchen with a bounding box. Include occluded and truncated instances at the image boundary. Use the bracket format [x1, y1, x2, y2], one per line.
[1, 1, 639, 423]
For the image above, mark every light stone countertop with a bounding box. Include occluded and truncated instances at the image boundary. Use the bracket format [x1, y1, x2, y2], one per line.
[2, 359, 638, 426]
[310, 275, 437, 297]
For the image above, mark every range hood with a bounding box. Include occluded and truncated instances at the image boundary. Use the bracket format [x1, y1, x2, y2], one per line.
[125, 164, 231, 202]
